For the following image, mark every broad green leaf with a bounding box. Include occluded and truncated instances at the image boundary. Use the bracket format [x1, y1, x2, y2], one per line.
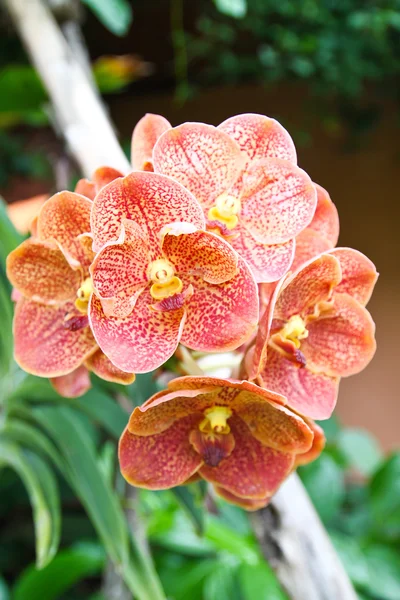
[97, 440, 115, 486]
[150, 512, 214, 557]
[0, 440, 60, 568]
[206, 515, 259, 563]
[329, 531, 369, 587]
[0, 197, 24, 261]
[369, 453, 400, 540]
[361, 545, 400, 600]
[203, 563, 239, 600]
[239, 562, 289, 600]
[299, 454, 345, 523]
[0, 576, 10, 600]
[158, 558, 216, 600]
[214, 0, 247, 19]
[31, 405, 129, 565]
[82, 0, 133, 36]
[13, 542, 105, 600]
[171, 484, 205, 535]
[337, 428, 382, 476]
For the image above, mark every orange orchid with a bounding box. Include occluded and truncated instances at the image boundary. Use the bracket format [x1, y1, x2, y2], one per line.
[131, 113, 171, 172]
[7, 169, 135, 398]
[145, 113, 317, 283]
[119, 376, 314, 510]
[248, 250, 378, 419]
[89, 171, 259, 373]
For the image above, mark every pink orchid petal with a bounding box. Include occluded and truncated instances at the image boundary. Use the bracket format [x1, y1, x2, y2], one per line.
[89, 289, 186, 373]
[131, 113, 172, 171]
[214, 485, 271, 510]
[302, 293, 376, 377]
[163, 229, 238, 284]
[240, 158, 317, 244]
[6, 238, 81, 304]
[274, 253, 342, 320]
[218, 113, 297, 164]
[229, 222, 295, 283]
[14, 298, 96, 377]
[258, 346, 340, 420]
[90, 220, 149, 318]
[308, 183, 340, 246]
[179, 255, 259, 352]
[291, 229, 332, 272]
[329, 247, 378, 306]
[199, 416, 294, 499]
[153, 122, 246, 209]
[75, 178, 96, 200]
[294, 419, 326, 467]
[91, 171, 205, 252]
[119, 415, 203, 489]
[85, 348, 135, 384]
[50, 365, 91, 398]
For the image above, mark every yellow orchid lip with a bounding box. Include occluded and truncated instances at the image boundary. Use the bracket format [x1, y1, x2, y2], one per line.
[199, 406, 232, 435]
[208, 194, 241, 230]
[75, 277, 93, 314]
[148, 258, 184, 300]
[278, 314, 309, 348]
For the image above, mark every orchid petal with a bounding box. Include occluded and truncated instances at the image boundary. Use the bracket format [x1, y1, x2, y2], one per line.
[294, 419, 326, 467]
[85, 348, 135, 384]
[131, 113, 172, 171]
[153, 122, 246, 209]
[92, 166, 123, 192]
[218, 113, 297, 164]
[7, 238, 81, 304]
[89, 289, 186, 373]
[13, 298, 96, 377]
[301, 293, 376, 378]
[329, 248, 378, 306]
[291, 229, 331, 272]
[119, 415, 203, 489]
[75, 178, 96, 200]
[163, 229, 238, 284]
[200, 416, 294, 499]
[258, 346, 340, 420]
[308, 183, 340, 246]
[240, 158, 317, 244]
[50, 365, 91, 398]
[91, 171, 205, 252]
[214, 485, 271, 510]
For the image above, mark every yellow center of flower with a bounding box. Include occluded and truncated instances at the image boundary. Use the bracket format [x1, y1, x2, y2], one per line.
[199, 406, 232, 435]
[208, 194, 241, 230]
[279, 314, 309, 348]
[75, 277, 93, 314]
[148, 258, 183, 300]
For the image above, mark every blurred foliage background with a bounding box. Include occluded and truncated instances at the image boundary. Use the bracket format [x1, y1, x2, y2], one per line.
[0, 0, 399, 599]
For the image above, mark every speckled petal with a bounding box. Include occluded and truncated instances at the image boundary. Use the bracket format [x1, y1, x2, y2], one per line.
[153, 122, 246, 209]
[213, 485, 271, 510]
[90, 220, 149, 318]
[179, 255, 259, 352]
[294, 419, 326, 467]
[229, 222, 295, 283]
[218, 113, 297, 164]
[240, 159, 317, 245]
[258, 346, 340, 420]
[163, 229, 238, 284]
[89, 289, 186, 373]
[291, 229, 332, 272]
[274, 253, 342, 320]
[199, 416, 294, 499]
[14, 298, 97, 377]
[75, 178, 96, 200]
[37, 192, 92, 267]
[50, 365, 91, 398]
[92, 166, 123, 192]
[91, 171, 205, 252]
[301, 293, 376, 378]
[119, 415, 203, 489]
[329, 248, 378, 306]
[308, 183, 339, 246]
[85, 348, 135, 384]
[131, 113, 172, 171]
[6, 238, 81, 304]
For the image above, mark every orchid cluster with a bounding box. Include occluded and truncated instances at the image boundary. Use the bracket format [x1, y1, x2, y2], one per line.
[7, 113, 377, 510]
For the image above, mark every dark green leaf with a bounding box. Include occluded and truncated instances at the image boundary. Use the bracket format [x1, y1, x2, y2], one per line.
[369, 453, 400, 540]
[299, 454, 345, 523]
[171, 484, 205, 535]
[82, 0, 133, 36]
[239, 562, 289, 600]
[0, 576, 10, 600]
[13, 542, 105, 600]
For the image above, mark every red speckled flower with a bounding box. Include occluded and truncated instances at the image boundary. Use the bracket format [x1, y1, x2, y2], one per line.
[131, 113, 171, 172]
[7, 173, 135, 397]
[149, 113, 317, 283]
[89, 171, 259, 373]
[248, 250, 378, 419]
[119, 376, 314, 510]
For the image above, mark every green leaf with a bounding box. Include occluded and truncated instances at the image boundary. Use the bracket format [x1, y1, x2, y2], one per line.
[31, 405, 129, 565]
[82, 0, 133, 36]
[361, 545, 400, 600]
[337, 428, 382, 475]
[213, 0, 247, 19]
[13, 542, 105, 600]
[0, 197, 24, 263]
[369, 453, 400, 540]
[239, 562, 289, 600]
[299, 454, 345, 523]
[0, 576, 10, 600]
[206, 516, 259, 563]
[203, 563, 239, 600]
[171, 484, 205, 535]
[0, 440, 60, 568]
[328, 531, 369, 588]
